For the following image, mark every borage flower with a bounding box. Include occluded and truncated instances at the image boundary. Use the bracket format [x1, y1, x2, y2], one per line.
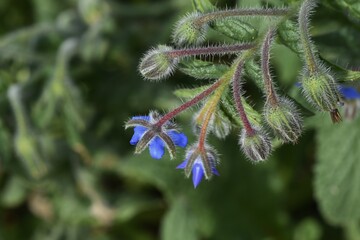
[339, 85, 360, 100]
[339, 85, 360, 120]
[177, 144, 219, 188]
[126, 111, 187, 159]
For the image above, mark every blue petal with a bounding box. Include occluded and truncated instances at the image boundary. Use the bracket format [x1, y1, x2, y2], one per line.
[130, 126, 147, 145]
[295, 82, 302, 88]
[132, 116, 150, 121]
[149, 136, 165, 159]
[192, 163, 204, 188]
[168, 131, 188, 148]
[212, 167, 220, 176]
[339, 86, 360, 100]
[176, 160, 188, 169]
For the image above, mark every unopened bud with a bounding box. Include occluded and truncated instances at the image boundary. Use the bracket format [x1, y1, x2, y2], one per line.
[239, 127, 272, 162]
[301, 72, 342, 122]
[139, 45, 178, 81]
[264, 97, 303, 143]
[172, 12, 208, 46]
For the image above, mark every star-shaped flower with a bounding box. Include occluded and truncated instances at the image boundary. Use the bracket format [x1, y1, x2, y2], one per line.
[339, 85, 360, 100]
[177, 144, 219, 188]
[126, 111, 187, 159]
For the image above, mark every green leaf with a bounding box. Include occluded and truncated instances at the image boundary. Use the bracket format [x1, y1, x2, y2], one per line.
[0, 176, 27, 207]
[320, 57, 360, 82]
[314, 115, 360, 225]
[161, 197, 199, 240]
[243, 59, 264, 88]
[293, 218, 322, 240]
[179, 59, 229, 80]
[174, 85, 210, 100]
[278, 20, 303, 56]
[220, 90, 262, 127]
[322, 0, 360, 21]
[192, 0, 215, 13]
[211, 18, 258, 42]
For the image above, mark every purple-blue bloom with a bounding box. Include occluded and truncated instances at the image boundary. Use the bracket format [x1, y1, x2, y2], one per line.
[177, 146, 219, 188]
[128, 115, 187, 159]
[339, 85, 360, 100]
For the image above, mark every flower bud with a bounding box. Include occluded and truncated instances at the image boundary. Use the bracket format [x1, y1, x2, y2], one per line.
[264, 97, 303, 143]
[301, 72, 342, 122]
[139, 45, 178, 81]
[177, 143, 219, 188]
[172, 12, 208, 46]
[239, 127, 272, 162]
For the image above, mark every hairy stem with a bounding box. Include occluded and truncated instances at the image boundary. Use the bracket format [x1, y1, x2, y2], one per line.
[261, 29, 278, 106]
[298, 0, 318, 74]
[167, 43, 255, 58]
[196, 7, 290, 25]
[155, 78, 226, 127]
[232, 60, 255, 136]
[198, 78, 229, 150]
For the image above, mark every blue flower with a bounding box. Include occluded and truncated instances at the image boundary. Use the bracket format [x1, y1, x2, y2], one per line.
[126, 112, 187, 159]
[339, 85, 360, 100]
[177, 145, 219, 188]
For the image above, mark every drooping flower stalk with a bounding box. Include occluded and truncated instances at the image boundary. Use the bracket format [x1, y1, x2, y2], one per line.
[298, 0, 318, 74]
[173, 7, 291, 45]
[168, 43, 255, 58]
[198, 76, 230, 150]
[154, 77, 227, 127]
[195, 7, 291, 25]
[261, 29, 278, 107]
[298, 0, 342, 123]
[139, 43, 255, 80]
[232, 57, 272, 161]
[261, 29, 303, 143]
[232, 59, 255, 136]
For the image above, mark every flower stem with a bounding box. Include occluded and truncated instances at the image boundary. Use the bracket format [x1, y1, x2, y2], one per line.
[261, 29, 278, 106]
[198, 77, 230, 150]
[155, 78, 226, 127]
[196, 8, 290, 26]
[298, 0, 318, 74]
[232, 60, 255, 136]
[167, 43, 255, 58]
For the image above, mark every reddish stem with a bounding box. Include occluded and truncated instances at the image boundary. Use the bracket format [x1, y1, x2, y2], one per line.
[155, 79, 224, 127]
[261, 29, 278, 106]
[167, 43, 255, 58]
[232, 60, 255, 136]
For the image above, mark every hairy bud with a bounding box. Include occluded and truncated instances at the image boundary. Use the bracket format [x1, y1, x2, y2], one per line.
[264, 97, 302, 143]
[301, 72, 342, 122]
[139, 45, 178, 81]
[239, 127, 272, 162]
[172, 12, 208, 46]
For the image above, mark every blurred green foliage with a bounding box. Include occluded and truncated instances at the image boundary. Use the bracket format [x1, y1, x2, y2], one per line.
[0, 0, 359, 240]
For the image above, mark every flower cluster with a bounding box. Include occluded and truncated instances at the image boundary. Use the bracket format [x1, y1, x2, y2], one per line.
[125, 0, 359, 188]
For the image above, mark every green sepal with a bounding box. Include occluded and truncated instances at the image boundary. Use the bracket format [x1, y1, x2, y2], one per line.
[179, 59, 229, 80]
[211, 18, 258, 42]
